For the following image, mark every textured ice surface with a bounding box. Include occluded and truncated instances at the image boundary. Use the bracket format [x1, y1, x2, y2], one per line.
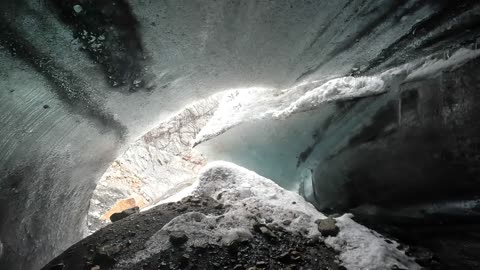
[406, 48, 480, 81]
[193, 48, 480, 192]
[121, 161, 419, 270]
[89, 48, 480, 231]
[2, 1, 479, 268]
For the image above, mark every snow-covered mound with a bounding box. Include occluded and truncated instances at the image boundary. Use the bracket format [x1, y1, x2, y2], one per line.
[125, 161, 419, 270]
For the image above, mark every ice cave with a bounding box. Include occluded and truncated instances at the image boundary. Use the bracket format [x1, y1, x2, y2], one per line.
[1, 1, 480, 269]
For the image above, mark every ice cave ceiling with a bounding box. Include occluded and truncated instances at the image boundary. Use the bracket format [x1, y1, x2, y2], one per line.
[0, 0, 480, 269]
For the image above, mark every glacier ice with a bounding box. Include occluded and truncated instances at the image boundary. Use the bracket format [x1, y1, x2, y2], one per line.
[90, 48, 480, 229]
[1, 1, 480, 269]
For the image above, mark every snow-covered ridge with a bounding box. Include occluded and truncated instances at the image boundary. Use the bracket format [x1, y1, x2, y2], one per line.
[125, 161, 419, 270]
[193, 48, 480, 146]
[273, 76, 386, 119]
[192, 76, 386, 145]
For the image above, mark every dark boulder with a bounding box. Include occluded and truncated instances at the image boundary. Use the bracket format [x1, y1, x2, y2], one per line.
[316, 217, 339, 237]
[110, 207, 139, 222]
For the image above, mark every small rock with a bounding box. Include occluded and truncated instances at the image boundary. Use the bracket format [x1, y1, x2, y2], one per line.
[43, 104, 50, 109]
[93, 244, 121, 266]
[190, 197, 201, 204]
[91, 266, 100, 270]
[178, 206, 188, 212]
[276, 252, 291, 263]
[256, 261, 268, 268]
[96, 243, 121, 257]
[317, 217, 339, 237]
[132, 79, 143, 88]
[285, 264, 298, 270]
[259, 226, 276, 238]
[179, 254, 190, 267]
[276, 250, 302, 264]
[282, 220, 292, 226]
[110, 207, 139, 222]
[289, 250, 301, 262]
[305, 237, 318, 246]
[73, 4, 83, 14]
[169, 231, 188, 246]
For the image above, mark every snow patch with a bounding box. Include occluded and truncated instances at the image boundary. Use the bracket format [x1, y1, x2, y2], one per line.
[274, 76, 386, 118]
[326, 214, 420, 270]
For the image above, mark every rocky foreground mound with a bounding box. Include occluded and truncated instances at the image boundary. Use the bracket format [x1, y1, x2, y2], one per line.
[43, 162, 419, 270]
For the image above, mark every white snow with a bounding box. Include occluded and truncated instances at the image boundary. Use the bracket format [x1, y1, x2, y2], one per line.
[121, 161, 419, 270]
[326, 214, 420, 270]
[274, 76, 386, 118]
[193, 87, 279, 145]
[192, 76, 383, 145]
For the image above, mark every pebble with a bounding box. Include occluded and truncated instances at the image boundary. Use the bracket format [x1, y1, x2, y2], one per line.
[282, 220, 292, 226]
[73, 5, 83, 14]
[169, 232, 188, 246]
[256, 261, 268, 268]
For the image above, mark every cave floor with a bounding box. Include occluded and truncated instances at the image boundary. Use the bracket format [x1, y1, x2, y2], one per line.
[42, 196, 342, 270]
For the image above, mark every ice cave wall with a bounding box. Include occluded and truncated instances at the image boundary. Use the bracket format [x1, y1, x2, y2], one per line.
[0, 0, 479, 269]
[304, 52, 480, 211]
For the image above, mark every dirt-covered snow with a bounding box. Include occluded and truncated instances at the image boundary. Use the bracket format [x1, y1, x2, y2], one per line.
[123, 161, 420, 270]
